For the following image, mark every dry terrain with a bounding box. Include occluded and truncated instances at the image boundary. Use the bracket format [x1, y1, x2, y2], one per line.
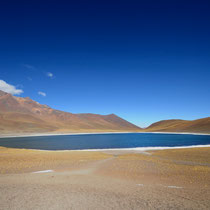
[0, 146, 210, 209]
[1, 89, 210, 135]
[0, 90, 141, 135]
[145, 118, 210, 134]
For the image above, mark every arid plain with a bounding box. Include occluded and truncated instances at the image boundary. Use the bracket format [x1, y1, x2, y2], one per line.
[0, 146, 210, 210]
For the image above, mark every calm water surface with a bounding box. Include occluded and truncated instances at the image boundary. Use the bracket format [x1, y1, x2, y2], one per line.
[0, 133, 210, 150]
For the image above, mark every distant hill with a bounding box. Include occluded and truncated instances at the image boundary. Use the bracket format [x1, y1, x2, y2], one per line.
[0, 90, 141, 135]
[145, 118, 210, 134]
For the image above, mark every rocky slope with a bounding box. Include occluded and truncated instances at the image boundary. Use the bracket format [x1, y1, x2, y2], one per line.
[0, 90, 141, 135]
[145, 118, 210, 134]
[1, 90, 209, 135]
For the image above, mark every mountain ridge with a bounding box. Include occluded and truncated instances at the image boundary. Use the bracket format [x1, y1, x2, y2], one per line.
[0, 90, 210, 135]
[0, 90, 141, 135]
[145, 118, 210, 134]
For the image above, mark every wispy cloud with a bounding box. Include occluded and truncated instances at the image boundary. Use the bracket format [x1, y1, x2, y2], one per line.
[46, 72, 53, 78]
[0, 80, 23, 95]
[27, 77, 32, 81]
[23, 64, 35, 70]
[38, 91, 46, 97]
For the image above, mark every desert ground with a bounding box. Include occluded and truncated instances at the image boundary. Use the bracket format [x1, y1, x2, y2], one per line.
[0, 146, 210, 210]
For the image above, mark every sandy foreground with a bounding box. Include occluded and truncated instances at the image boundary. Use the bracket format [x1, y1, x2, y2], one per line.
[0, 147, 210, 210]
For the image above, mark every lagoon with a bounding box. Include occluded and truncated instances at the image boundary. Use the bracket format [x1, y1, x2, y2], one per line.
[0, 133, 210, 150]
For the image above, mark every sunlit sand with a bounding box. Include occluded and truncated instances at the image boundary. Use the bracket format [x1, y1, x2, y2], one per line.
[0, 146, 210, 209]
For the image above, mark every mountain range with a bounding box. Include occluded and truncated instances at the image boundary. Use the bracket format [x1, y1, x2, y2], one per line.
[0, 90, 140, 135]
[0, 90, 209, 135]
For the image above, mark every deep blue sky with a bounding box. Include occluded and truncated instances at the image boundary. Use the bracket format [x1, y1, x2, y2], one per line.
[0, 0, 210, 127]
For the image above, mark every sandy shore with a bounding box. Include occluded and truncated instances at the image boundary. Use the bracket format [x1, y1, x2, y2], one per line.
[0, 131, 134, 138]
[0, 131, 210, 138]
[0, 147, 210, 209]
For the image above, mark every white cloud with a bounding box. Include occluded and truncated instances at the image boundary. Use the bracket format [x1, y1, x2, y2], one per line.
[0, 80, 23, 95]
[46, 72, 53, 78]
[38, 91, 46, 97]
[27, 77, 32, 81]
[23, 64, 35, 70]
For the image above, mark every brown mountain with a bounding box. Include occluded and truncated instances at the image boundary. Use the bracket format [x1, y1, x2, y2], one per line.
[0, 90, 141, 135]
[1, 90, 209, 135]
[145, 118, 210, 134]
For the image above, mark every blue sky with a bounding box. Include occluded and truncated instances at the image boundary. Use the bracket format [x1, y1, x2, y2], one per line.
[0, 0, 210, 127]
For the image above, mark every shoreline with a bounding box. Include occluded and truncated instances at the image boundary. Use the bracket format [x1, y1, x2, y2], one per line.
[79, 144, 210, 152]
[0, 131, 210, 138]
[140, 131, 210, 136]
[0, 131, 134, 138]
[1, 144, 210, 153]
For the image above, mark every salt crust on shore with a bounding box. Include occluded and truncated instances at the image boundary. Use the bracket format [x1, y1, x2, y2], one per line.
[0, 131, 210, 138]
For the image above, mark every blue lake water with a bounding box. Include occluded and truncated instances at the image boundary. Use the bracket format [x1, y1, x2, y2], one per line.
[0, 133, 210, 150]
